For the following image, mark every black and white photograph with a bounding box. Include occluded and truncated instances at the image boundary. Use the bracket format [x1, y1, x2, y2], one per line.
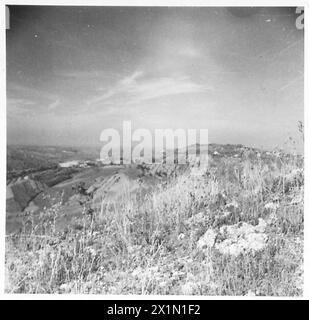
[3, 2, 305, 297]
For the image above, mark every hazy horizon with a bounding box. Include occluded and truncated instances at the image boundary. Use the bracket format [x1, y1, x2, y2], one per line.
[7, 6, 304, 151]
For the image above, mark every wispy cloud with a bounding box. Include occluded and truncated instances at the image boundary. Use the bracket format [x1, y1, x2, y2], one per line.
[47, 99, 61, 110]
[278, 75, 303, 92]
[126, 75, 212, 105]
[87, 71, 213, 107]
[53, 69, 118, 80]
[7, 98, 37, 116]
[7, 83, 61, 114]
[119, 70, 143, 86]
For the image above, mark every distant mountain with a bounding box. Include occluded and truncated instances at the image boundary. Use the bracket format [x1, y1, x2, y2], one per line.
[7, 145, 99, 175]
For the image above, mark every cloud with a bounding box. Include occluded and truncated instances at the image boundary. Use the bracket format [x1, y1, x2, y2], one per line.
[278, 75, 303, 92]
[126, 75, 212, 105]
[178, 46, 200, 58]
[7, 83, 60, 114]
[7, 98, 37, 116]
[87, 71, 213, 107]
[48, 99, 61, 110]
[119, 70, 143, 86]
[53, 69, 117, 80]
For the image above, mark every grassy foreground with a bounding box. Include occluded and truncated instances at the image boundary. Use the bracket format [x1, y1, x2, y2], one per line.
[5, 150, 304, 295]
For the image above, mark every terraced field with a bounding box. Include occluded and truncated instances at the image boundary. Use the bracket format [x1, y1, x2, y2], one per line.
[6, 161, 189, 234]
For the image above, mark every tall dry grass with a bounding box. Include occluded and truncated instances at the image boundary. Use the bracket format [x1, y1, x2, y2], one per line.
[5, 149, 304, 295]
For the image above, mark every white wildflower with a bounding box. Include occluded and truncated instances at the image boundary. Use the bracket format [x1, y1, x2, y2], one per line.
[223, 211, 231, 218]
[178, 233, 185, 240]
[226, 200, 239, 209]
[290, 194, 303, 205]
[181, 281, 198, 295]
[264, 202, 279, 210]
[246, 290, 256, 296]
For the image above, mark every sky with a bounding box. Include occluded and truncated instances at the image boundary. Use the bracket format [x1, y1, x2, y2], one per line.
[6, 6, 304, 151]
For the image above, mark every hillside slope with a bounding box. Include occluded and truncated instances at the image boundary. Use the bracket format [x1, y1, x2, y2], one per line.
[5, 147, 304, 295]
